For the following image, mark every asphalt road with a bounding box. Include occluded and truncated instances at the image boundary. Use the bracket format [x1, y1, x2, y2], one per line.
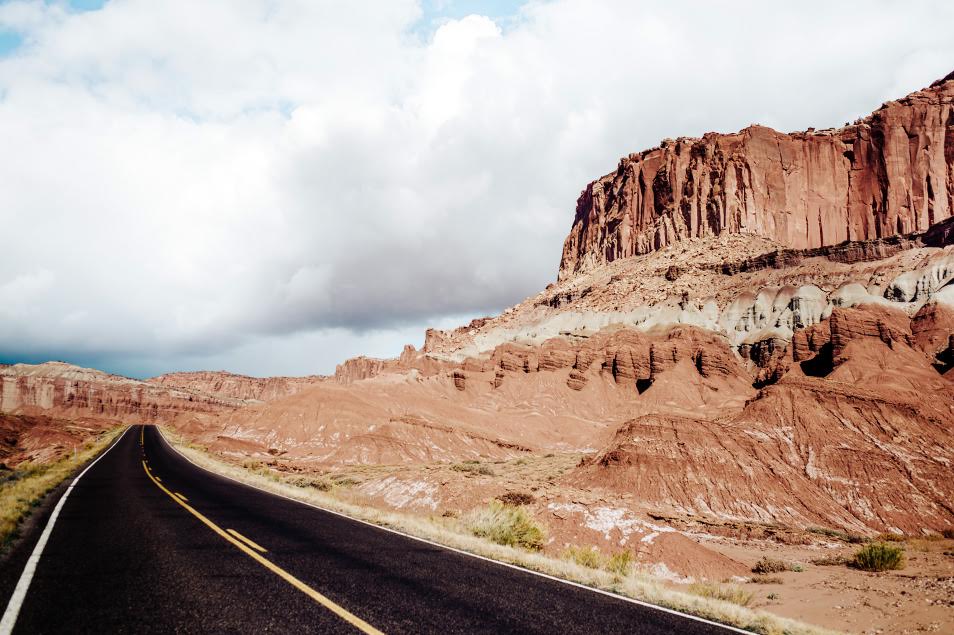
[0, 425, 744, 634]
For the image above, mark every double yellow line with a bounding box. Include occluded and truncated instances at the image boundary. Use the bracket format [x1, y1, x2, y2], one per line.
[139, 429, 382, 634]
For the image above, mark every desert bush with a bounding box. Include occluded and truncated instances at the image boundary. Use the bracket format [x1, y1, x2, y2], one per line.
[876, 532, 905, 542]
[850, 543, 905, 572]
[465, 501, 545, 551]
[687, 583, 753, 607]
[752, 556, 802, 574]
[496, 491, 535, 506]
[941, 529, 954, 540]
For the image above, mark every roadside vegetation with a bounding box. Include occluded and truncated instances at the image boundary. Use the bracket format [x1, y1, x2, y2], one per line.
[0, 427, 124, 549]
[161, 427, 840, 635]
[465, 501, 545, 551]
[562, 545, 634, 576]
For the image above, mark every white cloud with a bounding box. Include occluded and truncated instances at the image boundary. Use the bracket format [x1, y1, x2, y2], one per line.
[1, 0, 952, 376]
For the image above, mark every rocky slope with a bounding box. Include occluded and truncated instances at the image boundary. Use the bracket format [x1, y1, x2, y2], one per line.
[559, 70, 954, 279]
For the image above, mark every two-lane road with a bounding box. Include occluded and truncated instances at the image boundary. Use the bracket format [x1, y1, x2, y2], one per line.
[0, 425, 744, 634]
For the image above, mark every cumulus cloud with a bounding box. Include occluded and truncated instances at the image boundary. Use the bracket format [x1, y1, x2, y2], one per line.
[1, 0, 952, 377]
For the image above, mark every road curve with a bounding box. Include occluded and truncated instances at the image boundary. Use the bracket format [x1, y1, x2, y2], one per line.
[0, 425, 745, 634]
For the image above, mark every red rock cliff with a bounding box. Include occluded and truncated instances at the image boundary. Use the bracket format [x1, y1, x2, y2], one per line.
[559, 72, 954, 280]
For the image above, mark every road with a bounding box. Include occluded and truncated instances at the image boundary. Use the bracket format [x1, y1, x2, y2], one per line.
[0, 425, 744, 634]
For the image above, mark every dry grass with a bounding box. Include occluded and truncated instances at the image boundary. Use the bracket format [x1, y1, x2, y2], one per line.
[161, 427, 841, 635]
[0, 426, 124, 548]
[687, 582, 753, 607]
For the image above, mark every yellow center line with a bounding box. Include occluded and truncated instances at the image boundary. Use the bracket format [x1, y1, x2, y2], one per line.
[140, 460, 383, 634]
[226, 528, 267, 553]
[174, 492, 189, 502]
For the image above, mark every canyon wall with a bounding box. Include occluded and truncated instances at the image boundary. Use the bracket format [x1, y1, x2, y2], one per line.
[559, 72, 954, 280]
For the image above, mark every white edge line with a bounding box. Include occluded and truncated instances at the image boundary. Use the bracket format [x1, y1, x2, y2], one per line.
[0, 426, 131, 635]
[155, 426, 753, 635]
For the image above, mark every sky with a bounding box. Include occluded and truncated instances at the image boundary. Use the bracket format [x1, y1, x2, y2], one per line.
[0, 0, 952, 378]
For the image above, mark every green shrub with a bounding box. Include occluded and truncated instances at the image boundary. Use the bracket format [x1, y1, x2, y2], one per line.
[850, 543, 905, 572]
[465, 501, 545, 551]
[687, 583, 753, 607]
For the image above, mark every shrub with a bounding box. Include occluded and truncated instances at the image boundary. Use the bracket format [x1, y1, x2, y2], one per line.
[850, 543, 905, 572]
[877, 532, 905, 542]
[687, 583, 753, 607]
[604, 550, 634, 576]
[941, 529, 954, 540]
[465, 501, 545, 551]
[496, 491, 535, 506]
[752, 557, 787, 574]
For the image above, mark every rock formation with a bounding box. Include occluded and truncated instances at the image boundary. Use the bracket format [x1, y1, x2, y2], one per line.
[559, 72, 954, 279]
[0, 362, 244, 425]
[148, 371, 324, 402]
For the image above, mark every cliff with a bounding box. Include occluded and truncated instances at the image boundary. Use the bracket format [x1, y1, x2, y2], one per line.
[0, 362, 244, 424]
[559, 71, 954, 280]
[148, 371, 324, 402]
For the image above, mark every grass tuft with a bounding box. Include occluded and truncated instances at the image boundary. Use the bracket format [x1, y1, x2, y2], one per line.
[465, 501, 545, 551]
[849, 543, 905, 572]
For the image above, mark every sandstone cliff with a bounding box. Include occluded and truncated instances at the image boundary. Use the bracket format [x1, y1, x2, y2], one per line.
[0, 362, 243, 424]
[148, 371, 324, 402]
[559, 72, 954, 280]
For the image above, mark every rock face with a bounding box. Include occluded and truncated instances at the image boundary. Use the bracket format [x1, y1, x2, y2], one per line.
[149, 371, 323, 402]
[559, 72, 954, 280]
[0, 362, 243, 424]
